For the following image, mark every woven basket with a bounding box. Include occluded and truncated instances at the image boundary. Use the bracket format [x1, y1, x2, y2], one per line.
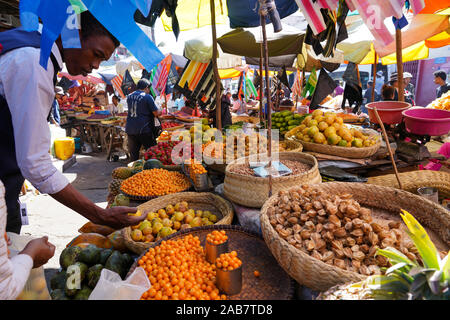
[122, 192, 234, 254]
[279, 139, 303, 153]
[260, 182, 450, 292]
[367, 170, 450, 201]
[126, 225, 296, 300]
[232, 116, 260, 124]
[297, 139, 381, 159]
[223, 152, 321, 208]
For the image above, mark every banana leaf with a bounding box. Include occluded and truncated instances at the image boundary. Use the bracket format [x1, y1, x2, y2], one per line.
[400, 210, 440, 270]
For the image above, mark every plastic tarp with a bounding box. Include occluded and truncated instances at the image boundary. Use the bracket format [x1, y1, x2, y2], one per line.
[337, 12, 450, 65]
[57, 72, 104, 84]
[217, 25, 305, 58]
[218, 65, 249, 79]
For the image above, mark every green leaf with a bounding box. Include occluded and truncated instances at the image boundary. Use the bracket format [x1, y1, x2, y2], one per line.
[400, 210, 440, 269]
[386, 262, 409, 275]
[440, 252, 450, 280]
[366, 274, 410, 293]
[376, 247, 417, 267]
[427, 270, 443, 296]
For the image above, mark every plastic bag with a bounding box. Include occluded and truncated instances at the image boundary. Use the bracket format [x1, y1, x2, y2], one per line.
[7, 232, 51, 300]
[54, 137, 75, 160]
[88, 267, 150, 300]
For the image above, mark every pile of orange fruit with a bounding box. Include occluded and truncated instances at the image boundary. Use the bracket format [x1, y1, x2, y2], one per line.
[138, 234, 227, 300]
[215, 251, 242, 271]
[121, 169, 191, 197]
[206, 230, 228, 245]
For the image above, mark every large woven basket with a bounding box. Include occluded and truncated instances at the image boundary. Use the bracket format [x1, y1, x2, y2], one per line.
[297, 139, 381, 159]
[223, 152, 321, 208]
[126, 225, 296, 300]
[280, 139, 303, 153]
[260, 182, 450, 292]
[367, 170, 450, 201]
[122, 192, 234, 254]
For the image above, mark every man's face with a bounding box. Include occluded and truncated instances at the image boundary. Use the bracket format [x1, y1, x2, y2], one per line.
[404, 78, 410, 85]
[64, 34, 116, 76]
[112, 97, 119, 105]
[434, 76, 442, 85]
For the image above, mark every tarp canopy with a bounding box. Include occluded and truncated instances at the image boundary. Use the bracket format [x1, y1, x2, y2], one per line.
[217, 24, 305, 58]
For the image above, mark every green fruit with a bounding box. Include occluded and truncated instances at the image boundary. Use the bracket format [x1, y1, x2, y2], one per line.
[60, 246, 82, 270]
[143, 159, 163, 170]
[86, 264, 104, 289]
[73, 285, 93, 300]
[50, 289, 69, 300]
[121, 253, 134, 270]
[78, 244, 101, 266]
[114, 194, 130, 207]
[105, 250, 127, 279]
[202, 118, 209, 125]
[352, 138, 363, 148]
[284, 116, 293, 122]
[99, 248, 113, 265]
[50, 270, 67, 291]
[338, 139, 348, 147]
[174, 211, 185, 222]
[152, 222, 163, 234]
[307, 126, 319, 138]
[190, 217, 202, 227]
[158, 227, 173, 238]
[208, 214, 218, 223]
[287, 125, 296, 131]
[308, 119, 318, 128]
[162, 218, 173, 228]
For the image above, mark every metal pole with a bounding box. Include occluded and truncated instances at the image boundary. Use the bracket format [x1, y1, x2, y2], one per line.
[396, 28, 405, 102]
[210, 0, 222, 130]
[371, 52, 378, 102]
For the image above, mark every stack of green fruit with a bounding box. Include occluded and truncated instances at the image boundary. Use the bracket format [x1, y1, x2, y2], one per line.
[110, 194, 130, 208]
[271, 111, 303, 136]
[50, 245, 135, 300]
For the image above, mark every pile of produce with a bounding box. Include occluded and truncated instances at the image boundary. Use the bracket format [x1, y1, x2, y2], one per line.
[186, 162, 207, 181]
[130, 201, 219, 243]
[229, 160, 311, 176]
[287, 110, 378, 148]
[161, 121, 183, 130]
[144, 141, 195, 165]
[86, 114, 110, 121]
[138, 234, 228, 300]
[50, 245, 134, 300]
[271, 110, 305, 136]
[428, 91, 450, 110]
[266, 185, 419, 276]
[121, 169, 191, 197]
[215, 251, 242, 271]
[278, 140, 301, 152]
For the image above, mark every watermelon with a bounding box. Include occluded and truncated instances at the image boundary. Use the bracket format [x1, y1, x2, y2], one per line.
[143, 159, 163, 170]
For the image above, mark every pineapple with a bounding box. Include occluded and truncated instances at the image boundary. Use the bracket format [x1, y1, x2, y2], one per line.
[318, 210, 449, 300]
[108, 178, 123, 196]
[112, 167, 133, 179]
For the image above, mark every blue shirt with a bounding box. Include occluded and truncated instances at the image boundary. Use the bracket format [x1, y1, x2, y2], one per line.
[52, 99, 60, 125]
[125, 90, 158, 135]
[174, 98, 185, 110]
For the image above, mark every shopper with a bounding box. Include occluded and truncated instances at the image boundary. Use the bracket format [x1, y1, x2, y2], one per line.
[0, 10, 147, 234]
[363, 80, 380, 104]
[125, 79, 161, 161]
[434, 70, 450, 98]
[211, 92, 232, 128]
[381, 84, 396, 101]
[0, 181, 55, 300]
[403, 72, 415, 101]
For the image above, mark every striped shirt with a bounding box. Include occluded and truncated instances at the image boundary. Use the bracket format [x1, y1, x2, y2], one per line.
[0, 180, 33, 300]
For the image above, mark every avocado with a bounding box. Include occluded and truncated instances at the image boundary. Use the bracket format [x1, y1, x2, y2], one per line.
[105, 250, 127, 279]
[50, 270, 67, 290]
[50, 289, 70, 300]
[67, 261, 88, 283]
[78, 244, 101, 266]
[86, 264, 104, 289]
[73, 285, 93, 300]
[121, 253, 134, 270]
[99, 248, 113, 265]
[59, 246, 82, 269]
[65, 261, 88, 296]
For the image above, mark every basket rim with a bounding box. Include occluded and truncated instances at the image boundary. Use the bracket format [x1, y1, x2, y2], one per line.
[224, 152, 319, 181]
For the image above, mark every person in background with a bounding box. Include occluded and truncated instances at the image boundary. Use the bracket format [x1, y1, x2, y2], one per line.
[403, 72, 415, 101]
[91, 97, 104, 111]
[126, 79, 161, 161]
[231, 93, 247, 115]
[174, 93, 185, 111]
[389, 73, 414, 105]
[375, 71, 384, 94]
[106, 95, 120, 116]
[333, 80, 344, 97]
[210, 92, 232, 128]
[0, 181, 56, 300]
[363, 80, 380, 104]
[381, 84, 396, 101]
[49, 86, 63, 126]
[434, 70, 450, 98]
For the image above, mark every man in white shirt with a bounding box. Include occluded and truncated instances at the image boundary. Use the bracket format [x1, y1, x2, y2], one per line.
[0, 11, 147, 233]
[107, 95, 120, 115]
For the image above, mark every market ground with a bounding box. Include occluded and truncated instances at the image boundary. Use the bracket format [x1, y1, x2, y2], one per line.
[19, 153, 126, 288]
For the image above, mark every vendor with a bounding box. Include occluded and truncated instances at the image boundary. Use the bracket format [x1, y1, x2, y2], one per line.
[0, 11, 146, 234]
[433, 70, 450, 98]
[91, 97, 104, 111]
[107, 95, 120, 115]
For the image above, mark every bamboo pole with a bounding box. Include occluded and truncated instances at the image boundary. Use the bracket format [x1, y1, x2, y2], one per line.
[260, 9, 274, 197]
[396, 28, 404, 102]
[210, 0, 222, 130]
[373, 106, 403, 189]
[371, 52, 378, 102]
[259, 37, 264, 123]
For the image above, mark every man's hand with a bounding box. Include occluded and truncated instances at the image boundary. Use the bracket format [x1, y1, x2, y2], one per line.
[95, 206, 148, 230]
[20, 236, 56, 269]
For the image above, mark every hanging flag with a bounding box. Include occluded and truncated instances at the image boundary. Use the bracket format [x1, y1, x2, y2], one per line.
[121, 70, 136, 96]
[295, 0, 327, 35]
[310, 69, 337, 108]
[245, 73, 258, 100]
[277, 66, 290, 92]
[111, 74, 125, 98]
[301, 68, 318, 98]
[291, 69, 303, 98]
[156, 55, 172, 97]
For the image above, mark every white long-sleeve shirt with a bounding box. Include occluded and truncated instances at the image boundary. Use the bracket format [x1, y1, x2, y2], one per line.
[0, 42, 69, 194]
[0, 181, 33, 300]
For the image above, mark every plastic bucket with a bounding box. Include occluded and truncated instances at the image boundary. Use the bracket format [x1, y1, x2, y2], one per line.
[366, 101, 411, 125]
